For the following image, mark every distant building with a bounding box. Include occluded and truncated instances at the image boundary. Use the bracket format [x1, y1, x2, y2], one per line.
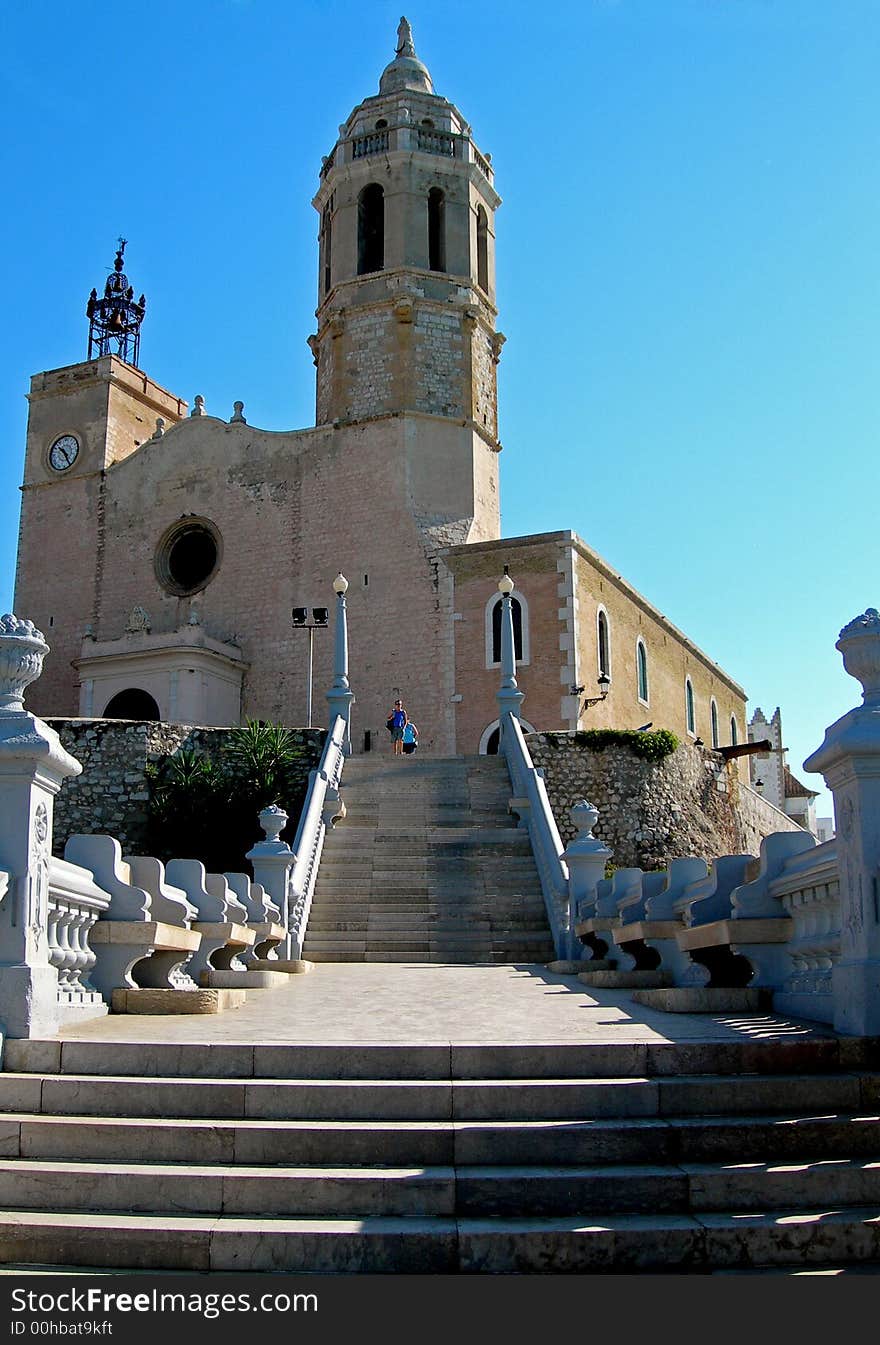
[748, 706, 825, 838]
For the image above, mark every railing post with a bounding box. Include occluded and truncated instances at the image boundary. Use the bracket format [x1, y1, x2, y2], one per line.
[805, 607, 880, 1034]
[0, 615, 82, 1038]
[496, 571, 524, 744]
[326, 573, 355, 756]
[561, 801, 612, 960]
[247, 805, 295, 961]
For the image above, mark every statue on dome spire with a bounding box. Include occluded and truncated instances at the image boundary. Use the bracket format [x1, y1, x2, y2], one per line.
[396, 16, 416, 57]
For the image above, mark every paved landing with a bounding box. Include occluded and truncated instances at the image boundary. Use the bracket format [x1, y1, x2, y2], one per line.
[42, 963, 837, 1046]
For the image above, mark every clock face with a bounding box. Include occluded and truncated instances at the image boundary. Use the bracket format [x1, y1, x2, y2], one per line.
[48, 434, 79, 472]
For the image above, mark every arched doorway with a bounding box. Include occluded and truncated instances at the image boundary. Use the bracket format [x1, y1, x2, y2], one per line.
[479, 717, 537, 755]
[102, 688, 161, 721]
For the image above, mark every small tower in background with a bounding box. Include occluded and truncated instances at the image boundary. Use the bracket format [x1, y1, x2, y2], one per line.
[86, 239, 146, 368]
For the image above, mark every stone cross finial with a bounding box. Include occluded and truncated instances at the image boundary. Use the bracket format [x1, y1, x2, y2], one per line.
[396, 16, 415, 56]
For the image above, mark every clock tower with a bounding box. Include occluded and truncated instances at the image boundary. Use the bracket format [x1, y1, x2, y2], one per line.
[14, 243, 186, 715]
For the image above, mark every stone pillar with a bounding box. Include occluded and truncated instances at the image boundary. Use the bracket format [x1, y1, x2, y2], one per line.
[561, 800, 612, 961]
[326, 573, 355, 756]
[496, 572, 524, 740]
[0, 615, 82, 1038]
[805, 608, 880, 1035]
[247, 805, 295, 960]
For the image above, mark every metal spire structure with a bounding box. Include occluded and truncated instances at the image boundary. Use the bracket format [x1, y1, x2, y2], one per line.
[86, 239, 146, 367]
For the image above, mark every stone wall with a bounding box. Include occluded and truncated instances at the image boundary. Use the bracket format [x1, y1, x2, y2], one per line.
[46, 718, 326, 861]
[525, 731, 803, 871]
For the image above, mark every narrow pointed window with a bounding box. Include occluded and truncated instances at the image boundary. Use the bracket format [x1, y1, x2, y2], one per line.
[358, 183, 384, 275]
[685, 678, 696, 735]
[428, 188, 446, 272]
[711, 699, 719, 748]
[730, 715, 739, 747]
[637, 639, 649, 703]
[476, 205, 488, 292]
[597, 609, 610, 678]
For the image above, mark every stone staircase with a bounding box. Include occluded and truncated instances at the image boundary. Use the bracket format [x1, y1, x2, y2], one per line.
[1, 1035, 880, 1272]
[303, 754, 556, 964]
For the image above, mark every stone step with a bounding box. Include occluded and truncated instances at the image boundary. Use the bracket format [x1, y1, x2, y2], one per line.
[1, 1070, 842, 1125]
[9, 1037, 866, 1080]
[7, 1107, 879, 1168]
[6, 1155, 879, 1221]
[2, 1206, 880, 1273]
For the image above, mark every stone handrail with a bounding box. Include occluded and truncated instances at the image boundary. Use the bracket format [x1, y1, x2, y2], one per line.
[501, 710, 570, 958]
[770, 838, 840, 1024]
[287, 713, 347, 959]
[47, 856, 110, 1020]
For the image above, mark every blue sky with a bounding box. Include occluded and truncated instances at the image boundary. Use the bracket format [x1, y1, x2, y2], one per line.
[2, 0, 878, 820]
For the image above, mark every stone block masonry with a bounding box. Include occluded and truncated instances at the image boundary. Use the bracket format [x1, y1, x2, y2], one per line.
[526, 732, 802, 871]
[45, 719, 325, 859]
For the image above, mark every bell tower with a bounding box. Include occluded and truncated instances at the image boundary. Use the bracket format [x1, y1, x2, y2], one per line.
[310, 18, 504, 441]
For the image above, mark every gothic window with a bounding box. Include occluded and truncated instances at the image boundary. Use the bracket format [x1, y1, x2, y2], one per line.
[102, 688, 160, 721]
[730, 715, 739, 747]
[597, 608, 611, 678]
[428, 187, 446, 272]
[486, 590, 530, 667]
[710, 698, 719, 748]
[357, 183, 384, 275]
[637, 638, 649, 704]
[685, 677, 696, 735]
[476, 205, 489, 292]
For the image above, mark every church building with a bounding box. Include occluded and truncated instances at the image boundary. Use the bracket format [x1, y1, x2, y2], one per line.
[13, 20, 747, 761]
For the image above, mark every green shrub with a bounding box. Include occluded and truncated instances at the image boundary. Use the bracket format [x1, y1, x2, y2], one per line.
[572, 728, 679, 762]
[145, 720, 313, 874]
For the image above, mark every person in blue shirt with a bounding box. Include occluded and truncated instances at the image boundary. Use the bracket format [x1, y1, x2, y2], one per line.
[388, 699, 407, 756]
[402, 719, 419, 755]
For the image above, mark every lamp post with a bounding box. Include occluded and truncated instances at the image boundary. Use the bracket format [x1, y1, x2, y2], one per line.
[291, 604, 329, 728]
[326, 572, 355, 755]
[496, 568, 524, 742]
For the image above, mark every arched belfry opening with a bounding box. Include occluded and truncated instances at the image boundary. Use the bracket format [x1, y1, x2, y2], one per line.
[476, 206, 489, 293]
[428, 187, 446, 272]
[358, 183, 384, 274]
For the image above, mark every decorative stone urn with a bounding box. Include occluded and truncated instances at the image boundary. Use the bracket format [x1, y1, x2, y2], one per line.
[0, 614, 49, 714]
[836, 608, 880, 705]
[258, 804, 289, 848]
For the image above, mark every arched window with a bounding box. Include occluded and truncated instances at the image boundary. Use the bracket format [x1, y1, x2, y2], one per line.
[685, 677, 696, 735]
[476, 205, 488, 292]
[730, 715, 739, 746]
[485, 589, 529, 667]
[103, 689, 160, 721]
[597, 608, 611, 678]
[428, 187, 446, 272]
[492, 596, 523, 664]
[357, 183, 384, 275]
[710, 698, 719, 748]
[636, 639, 649, 704]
